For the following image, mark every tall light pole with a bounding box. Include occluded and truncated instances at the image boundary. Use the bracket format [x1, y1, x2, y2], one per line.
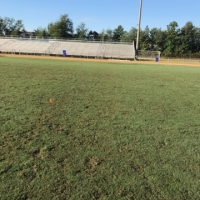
[136, 0, 143, 59]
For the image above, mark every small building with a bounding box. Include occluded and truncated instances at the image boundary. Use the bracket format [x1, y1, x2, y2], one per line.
[20, 31, 34, 38]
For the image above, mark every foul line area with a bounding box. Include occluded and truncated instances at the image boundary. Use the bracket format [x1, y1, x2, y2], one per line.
[1, 54, 200, 67]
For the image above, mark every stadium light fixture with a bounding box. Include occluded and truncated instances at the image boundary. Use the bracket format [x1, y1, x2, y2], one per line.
[136, 0, 143, 59]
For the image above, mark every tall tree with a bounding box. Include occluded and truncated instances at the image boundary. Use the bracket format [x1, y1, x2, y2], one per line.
[128, 27, 137, 42]
[150, 28, 166, 51]
[120, 31, 129, 42]
[105, 28, 113, 41]
[48, 14, 73, 38]
[179, 22, 196, 56]
[120, 27, 137, 42]
[140, 26, 151, 50]
[11, 20, 25, 36]
[99, 29, 106, 41]
[164, 21, 180, 57]
[0, 17, 4, 36]
[100, 29, 113, 41]
[87, 30, 99, 40]
[0, 17, 25, 36]
[194, 27, 200, 53]
[3, 17, 14, 35]
[34, 27, 49, 38]
[75, 23, 88, 40]
[113, 25, 125, 41]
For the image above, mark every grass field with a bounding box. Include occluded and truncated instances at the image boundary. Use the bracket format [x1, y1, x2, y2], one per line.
[1, 56, 200, 199]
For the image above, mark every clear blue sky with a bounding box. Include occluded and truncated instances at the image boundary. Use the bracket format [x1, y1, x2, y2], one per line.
[0, 0, 199, 32]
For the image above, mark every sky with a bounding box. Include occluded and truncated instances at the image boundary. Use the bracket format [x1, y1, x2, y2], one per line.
[0, 0, 199, 33]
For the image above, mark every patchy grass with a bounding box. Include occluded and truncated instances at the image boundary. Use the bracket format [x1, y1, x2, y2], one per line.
[1, 57, 200, 199]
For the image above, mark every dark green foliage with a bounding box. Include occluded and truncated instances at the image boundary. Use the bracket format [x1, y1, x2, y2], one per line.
[140, 26, 151, 50]
[150, 28, 166, 51]
[105, 29, 113, 41]
[113, 25, 125, 41]
[139, 21, 200, 58]
[87, 30, 100, 41]
[48, 14, 73, 38]
[179, 22, 196, 55]
[34, 27, 49, 38]
[163, 21, 180, 57]
[75, 23, 88, 40]
[1, 57, 200, 199]
[0, 17, 25, 36]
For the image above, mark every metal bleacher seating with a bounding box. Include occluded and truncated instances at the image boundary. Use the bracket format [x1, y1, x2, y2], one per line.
[0, 38, 135, 60]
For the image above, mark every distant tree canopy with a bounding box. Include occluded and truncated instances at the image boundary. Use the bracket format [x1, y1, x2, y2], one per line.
[75, 22, 88, 40]
[113, 25, 125, 41]
[48, 14, 73, 38]
[34, 27, 49, 38]
[88, 30, 100, 40]
[0, 17, 25, 36]
[1, 14, 200, 57]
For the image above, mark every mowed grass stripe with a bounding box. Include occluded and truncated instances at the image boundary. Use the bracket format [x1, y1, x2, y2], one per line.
[0, 57, 200, 199]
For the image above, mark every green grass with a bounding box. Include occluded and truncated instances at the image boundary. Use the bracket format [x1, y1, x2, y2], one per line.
[1, 57, 200, 199]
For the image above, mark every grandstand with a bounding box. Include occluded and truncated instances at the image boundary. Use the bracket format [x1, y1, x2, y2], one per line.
[0, 38, 135, 60]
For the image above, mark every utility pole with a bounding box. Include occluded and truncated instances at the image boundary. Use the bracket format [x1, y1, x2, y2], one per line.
[136, 0, 143, 59]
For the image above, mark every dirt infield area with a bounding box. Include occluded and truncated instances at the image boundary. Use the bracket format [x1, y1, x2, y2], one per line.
[1, 53, 200, 67]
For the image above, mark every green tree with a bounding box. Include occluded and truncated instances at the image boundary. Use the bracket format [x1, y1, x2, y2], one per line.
[120, 31, 130, 42]
[99, 29, 105, 41]
[0, 17, 4, 36]
[128, 27, 137, 42]
[194, 27, 200, 53]
[150, 28, 166, 51]
[48, 14, 73, 38]
[100, 29, 113, 41]
[113, 25, 125, 41]
[75, 23, 88, 40]
[164, 21, 180, 57]
[0, 17, 25, 36]
[140, 26, 151, 50]
[179, 22, 196, 56]
[34, 27, 49, 38]
[87, 30, 99, 40]
[120, 27, 137, 43]
[11, 20, 25, 36]
[1, 17, 15, 35]
[105, 28, 113, 41]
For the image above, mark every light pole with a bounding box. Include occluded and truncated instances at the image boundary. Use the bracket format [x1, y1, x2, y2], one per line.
[136, 0, 143, 59]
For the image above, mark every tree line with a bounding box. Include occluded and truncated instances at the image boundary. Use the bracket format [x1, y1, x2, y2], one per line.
[0, 14, 200, 58]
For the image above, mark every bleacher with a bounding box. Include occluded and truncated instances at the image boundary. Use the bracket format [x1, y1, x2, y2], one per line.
[0, 38, 135, 60]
